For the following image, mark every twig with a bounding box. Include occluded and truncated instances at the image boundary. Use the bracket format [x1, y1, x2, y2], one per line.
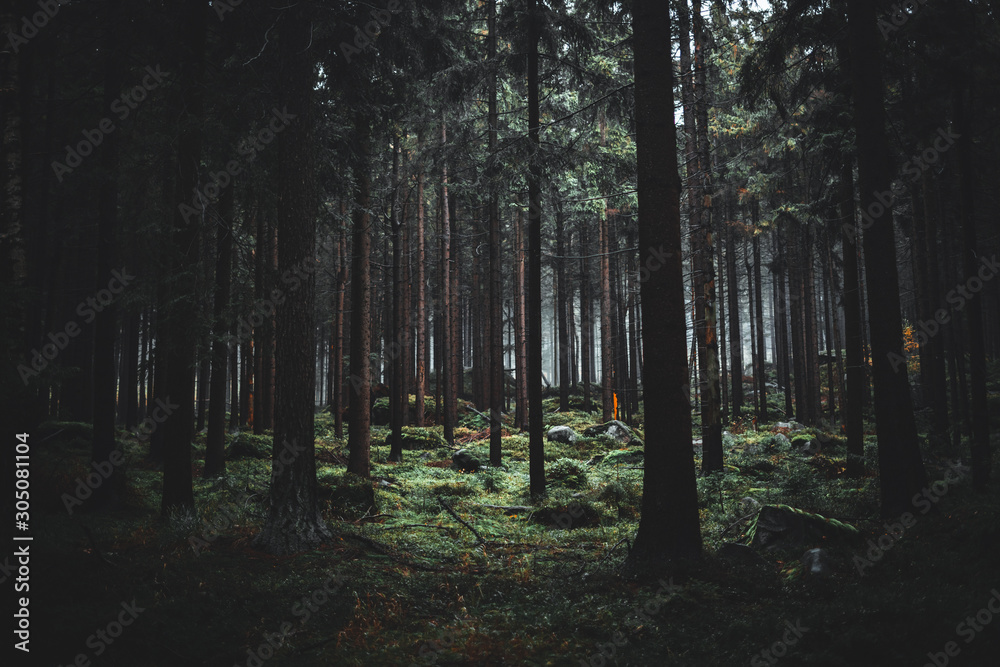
[720, 510, 760, 538]
[438, 496, 485, 545]
[599, 536, 631, 563]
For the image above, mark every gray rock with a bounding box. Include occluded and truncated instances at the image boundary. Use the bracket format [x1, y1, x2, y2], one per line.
[583, 420, 633, 443]
[547, 425, 579, 444]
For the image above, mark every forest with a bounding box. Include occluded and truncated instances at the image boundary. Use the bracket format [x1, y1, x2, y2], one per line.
[2, 0, 999, 665]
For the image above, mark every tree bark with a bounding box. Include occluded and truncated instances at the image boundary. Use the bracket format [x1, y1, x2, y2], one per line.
[527, 0, 545, 498]
[347, 119, 372, 479]
[488, 0, 503, 466]
[161, 0, 205, 516]
[627, 0, 702, 573]
[847, 0, 927, 515]
[205, 183, 233, 477]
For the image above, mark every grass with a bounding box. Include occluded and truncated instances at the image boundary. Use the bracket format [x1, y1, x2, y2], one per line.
[26, 401, 1000, 666]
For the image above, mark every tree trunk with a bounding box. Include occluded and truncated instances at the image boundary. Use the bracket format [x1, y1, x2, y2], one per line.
[205, 183, 233, 477]
[441, 121, 456, 445]
[254, 6, 331, 554]
[692, 0, 723, 470]
[161, 0, 205, 516]
[726, 220, 743, 419]
[840, 158, 865, 477]
[488, 0, 503, 466]
[527, 0, 545, 498]
[627, 0, 702, 573]
[415, 167, 427, 428]
[514, 203, 528, 430]
[847, 0, 927, 515]
[91, 0, 125, 511]
[389, 137, 404, 462]
[954, 85, 991, 489]
[556, 202, 570, 411]
[347, 119, 372, 479]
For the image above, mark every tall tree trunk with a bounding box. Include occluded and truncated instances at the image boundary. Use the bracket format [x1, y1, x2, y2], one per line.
[556, 202, 570, 411]
[514, 202, 528, 430]
[599, 122, 614, 422]
[840, 159, 865, 477]
[527, 0, 545, 498]
[692, 0, 723, 470]
[254, 7, 331, 554]
[389, 137, 404, 462]
[347, 119, 372, 479]
[91, 0, 125, 511]
[580, 219, 593, 411]
[161, 0, 206, 516]
[205, 183, 233, 477]
[753, 219, 767, 422]
[847, 0, 927, 515]
[415, 168, 427, 427]
[334, 205, 348, 437]
[920, 171, 949, 441]
[626, 0, 702, 573]
[441, 121, 456, 445]
[955, 85, 991, 489]
[726, 220, 743, 419]
[488, 0, 503, 465]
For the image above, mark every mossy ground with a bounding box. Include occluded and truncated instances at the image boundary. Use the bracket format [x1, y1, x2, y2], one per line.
[27, 385, 1000, 666]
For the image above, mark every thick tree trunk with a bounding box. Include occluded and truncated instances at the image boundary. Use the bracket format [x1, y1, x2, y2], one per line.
[847, 0, 927, 515]
[955, 87, 991, 489]
[161, 0, 206, 516]
[254, 5, 332, 554]
[91, 0, 125, 511]
[627, 0, 702, 573]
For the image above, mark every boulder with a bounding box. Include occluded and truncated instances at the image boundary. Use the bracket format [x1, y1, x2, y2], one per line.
[583, 420, 633, 443]
[451, 449, 481, 473]
[547, 425, 579, 444]
[750, 505, 855, 550]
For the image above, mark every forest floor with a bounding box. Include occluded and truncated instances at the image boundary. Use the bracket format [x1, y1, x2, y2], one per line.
[27, 378, 1000, 666]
